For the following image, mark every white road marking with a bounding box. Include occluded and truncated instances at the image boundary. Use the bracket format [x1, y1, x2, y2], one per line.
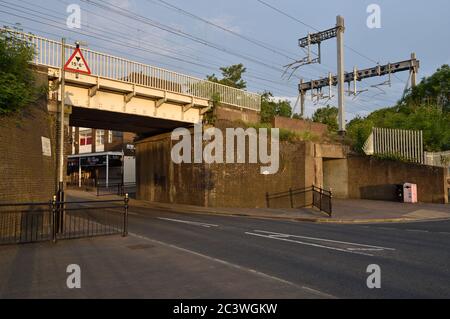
[157, 217, 219, 228]
[347, 248, 384, 252]
[128, 232, 334, 298]
[253, 230, 396, 251]
[245, 232, 375, 257]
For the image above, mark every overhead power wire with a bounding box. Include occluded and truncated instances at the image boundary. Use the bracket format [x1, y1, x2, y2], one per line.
[81, 0, 301, 78]
[146, 0, 298, 61]
[256, 0, 379, 64]
[0, 2, 299, 95]
[53, 0, 305, 87]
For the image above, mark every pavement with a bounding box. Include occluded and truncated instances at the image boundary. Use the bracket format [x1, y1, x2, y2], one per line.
[1, 190, 449, 298]
[69, 189, 450, 224]
[0, 235, 324, 299]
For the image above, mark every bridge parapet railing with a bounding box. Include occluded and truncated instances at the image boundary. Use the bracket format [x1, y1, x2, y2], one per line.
[2, 28, 261, 111]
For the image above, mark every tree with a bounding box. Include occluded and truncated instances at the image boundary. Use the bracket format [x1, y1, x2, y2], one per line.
[0, 28, 40, 115]
[400, 64, 450, 112]
[346, 116, 375, 152]
[207, 63, 247, 89]
[259, 91, 293, 123]
[346, 65, 450, 152]
[312, 105, 339, 132]
[276, 99, 292, 118]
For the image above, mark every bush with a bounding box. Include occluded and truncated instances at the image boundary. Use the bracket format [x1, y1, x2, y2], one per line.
[0, 29, 40, 115]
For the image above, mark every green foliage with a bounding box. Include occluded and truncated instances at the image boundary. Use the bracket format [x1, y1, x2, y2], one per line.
[400, 64, 450, 112]
[0, 28, 39, 115]
[346, 65, 450, 153]
[278, 128, 318, 143]
[373, 153, 415, 163]
[202, 92, 220, 125]
[312, 105, 339, 132]
[260, 91, 293, 123]
[207, 63, 247, 89]
[346, 116, 374, 153]
[206, 65, 295, 124]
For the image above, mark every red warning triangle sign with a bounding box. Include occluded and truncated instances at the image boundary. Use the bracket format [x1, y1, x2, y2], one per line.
[64, 47, 91, 75]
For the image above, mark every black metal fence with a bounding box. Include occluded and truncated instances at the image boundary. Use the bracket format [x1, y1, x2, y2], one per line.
[266, 186, 332, 217]
[0, 196, 129, 245]
[312, 186, 332, 216]
[96, 182, 136, 197]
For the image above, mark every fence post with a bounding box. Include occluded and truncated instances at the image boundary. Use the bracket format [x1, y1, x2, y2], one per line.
[123, 193, 129, 237]
[289, 188, 294, 208]
[51, 195, 57, 243]
[319, 188, 323, 212]
[329, 188, 333, 217]
[266, 192, 270, 208]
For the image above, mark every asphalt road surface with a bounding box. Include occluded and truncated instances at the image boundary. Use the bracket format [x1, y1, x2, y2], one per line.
[109, 203, 450, 299]
[65, 194, 450, 298]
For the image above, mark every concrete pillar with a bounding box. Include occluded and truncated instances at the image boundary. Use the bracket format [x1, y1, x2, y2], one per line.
[314, 157, 324, 188]
[336, 16, 346, 134]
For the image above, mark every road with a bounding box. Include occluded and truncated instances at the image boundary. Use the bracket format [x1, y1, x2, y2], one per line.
[58, 193, 450, 298]
[98, 200, 450, 299]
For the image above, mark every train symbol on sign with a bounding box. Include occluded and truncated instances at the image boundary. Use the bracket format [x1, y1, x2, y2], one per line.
[64, 47, 91, 75]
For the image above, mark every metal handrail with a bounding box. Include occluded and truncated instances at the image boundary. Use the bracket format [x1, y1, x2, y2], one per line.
[1, 28, 261, 111]
[266, 185, 332, 217]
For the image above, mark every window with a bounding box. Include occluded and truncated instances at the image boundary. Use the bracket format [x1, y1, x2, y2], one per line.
[96, 130, 105, 145]
[79, 129, 92, 146]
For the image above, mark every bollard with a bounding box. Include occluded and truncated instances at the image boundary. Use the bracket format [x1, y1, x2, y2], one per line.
[51, 195, 57, 243]
[123, 193, 129, 237]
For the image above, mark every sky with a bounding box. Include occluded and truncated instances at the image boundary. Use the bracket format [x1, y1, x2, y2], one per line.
[1, 0, 449, 120]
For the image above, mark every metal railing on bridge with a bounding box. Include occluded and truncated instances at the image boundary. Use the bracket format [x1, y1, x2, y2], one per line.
[3, 28, 261, 111]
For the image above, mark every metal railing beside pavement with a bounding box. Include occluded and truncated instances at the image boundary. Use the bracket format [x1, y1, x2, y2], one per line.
[266, 186, 332, 217]
[0, 195, 129, 245]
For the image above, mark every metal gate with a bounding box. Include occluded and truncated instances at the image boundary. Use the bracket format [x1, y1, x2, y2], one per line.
[0, 196, 129, 245]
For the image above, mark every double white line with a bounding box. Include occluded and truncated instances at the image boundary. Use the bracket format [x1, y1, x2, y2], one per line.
[246, 230, 395, 256]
